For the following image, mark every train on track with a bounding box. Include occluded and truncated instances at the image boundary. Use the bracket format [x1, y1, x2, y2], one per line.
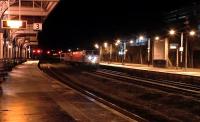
[62, 50, 100, 66]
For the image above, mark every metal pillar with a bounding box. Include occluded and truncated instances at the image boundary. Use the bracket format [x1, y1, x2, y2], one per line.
[180, 32, 184, 66]
[8, 0, 10, 19]
[123, 42, 126, 60]
[19, 0, 21, 20]
[29, 46, 31, 58]
[147, 38, 151, 66]
[0, 33, 3, 59]
[8, 44, 12, 59]
[23, 48, 26, 58]
[109, 44, 112, 63]
[15, 46, 18, 59]
[6, 42, 9, 59]
[185, 37, 188, 69]
[122, 42, 126, 65]
[99, 46, 102, 61]
[176, 48, 179, 68]
[17, 46, 20, 58]
[19, 46, 21, 58]
[25, 48, 27, 58]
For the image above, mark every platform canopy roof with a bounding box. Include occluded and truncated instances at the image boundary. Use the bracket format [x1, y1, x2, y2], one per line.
[0, 0, 59, 48]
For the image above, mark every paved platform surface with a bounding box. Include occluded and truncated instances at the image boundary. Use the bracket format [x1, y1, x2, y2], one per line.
[0, 61, 135, 122]
[100, 62, 200, 77]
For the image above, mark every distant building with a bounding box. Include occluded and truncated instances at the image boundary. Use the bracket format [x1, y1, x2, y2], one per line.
[164, 2, 200, 32]
[164, 2, 200, 68]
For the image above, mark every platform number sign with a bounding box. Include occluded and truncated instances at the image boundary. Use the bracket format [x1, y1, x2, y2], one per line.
[33, 23, 42, 31]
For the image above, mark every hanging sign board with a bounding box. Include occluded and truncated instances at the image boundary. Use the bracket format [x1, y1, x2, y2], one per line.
[1, 20, 27, 29]
[33, 23, 42, 31]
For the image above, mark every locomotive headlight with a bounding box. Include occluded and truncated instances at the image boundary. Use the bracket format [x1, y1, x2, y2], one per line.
[88, 55, 97, 63]
[88, 56, 92, 60]
[91, 56, 97, 63]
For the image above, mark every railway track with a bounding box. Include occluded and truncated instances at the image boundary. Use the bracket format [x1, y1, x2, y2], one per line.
[91, 69, 200, 100]
[39, 63, 200, 121]
[40, 64, 147, 122]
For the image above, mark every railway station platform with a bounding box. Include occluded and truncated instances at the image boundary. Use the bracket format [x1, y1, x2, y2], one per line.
[0, 60, 135, 122]
[100, 62, 200, 77]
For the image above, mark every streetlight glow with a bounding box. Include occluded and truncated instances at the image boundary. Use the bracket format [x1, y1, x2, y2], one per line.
[169, 29, 175, 35]
[94, 44, 99, 49]
[115, 39, 121, 46]
[7, 20, 22, 29]
[8, 45, 12, 48]
[139, 36, 144, 40]
[189, 30, 196, 36]
[104, 42, 108, 48]
[155, 36, 159, 40]
[116, 39, 121, 43]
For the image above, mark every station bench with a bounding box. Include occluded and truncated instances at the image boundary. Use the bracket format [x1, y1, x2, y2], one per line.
[0, 59, 18, 83]
[0, 59, 27, 84]
[0, 63, 8, 83]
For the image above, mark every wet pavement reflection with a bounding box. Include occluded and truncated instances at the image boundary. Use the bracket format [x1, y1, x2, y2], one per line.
[0, 61, 135, 122]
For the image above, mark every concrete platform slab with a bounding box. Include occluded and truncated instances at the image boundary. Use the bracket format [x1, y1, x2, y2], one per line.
[0, 60, 136, 122]
[100, 62, 200, 77]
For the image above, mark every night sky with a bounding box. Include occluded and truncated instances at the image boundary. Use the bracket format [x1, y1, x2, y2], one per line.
[38, 0, 198, 50]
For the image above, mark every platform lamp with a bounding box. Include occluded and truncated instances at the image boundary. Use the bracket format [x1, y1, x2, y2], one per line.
[169, 29, 196, 69]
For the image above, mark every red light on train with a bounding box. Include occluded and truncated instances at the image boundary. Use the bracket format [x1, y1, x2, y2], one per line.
[37, 50, 41, 53]
[47, 51, 50, 54]
[32, 50, 36, 53]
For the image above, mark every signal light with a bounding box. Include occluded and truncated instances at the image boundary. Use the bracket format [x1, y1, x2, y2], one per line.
[47, 51, 50, 54]
[37, 50, 40, 53]
[37, 49, 42, 54]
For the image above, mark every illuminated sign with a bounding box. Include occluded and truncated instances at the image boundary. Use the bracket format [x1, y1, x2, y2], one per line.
[170, 43, 179, 49]
[1, 20, 27, 29]
[179, 47, 184, 52]
[130, 38, 148, 46]
[33, 23, 42, 31]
